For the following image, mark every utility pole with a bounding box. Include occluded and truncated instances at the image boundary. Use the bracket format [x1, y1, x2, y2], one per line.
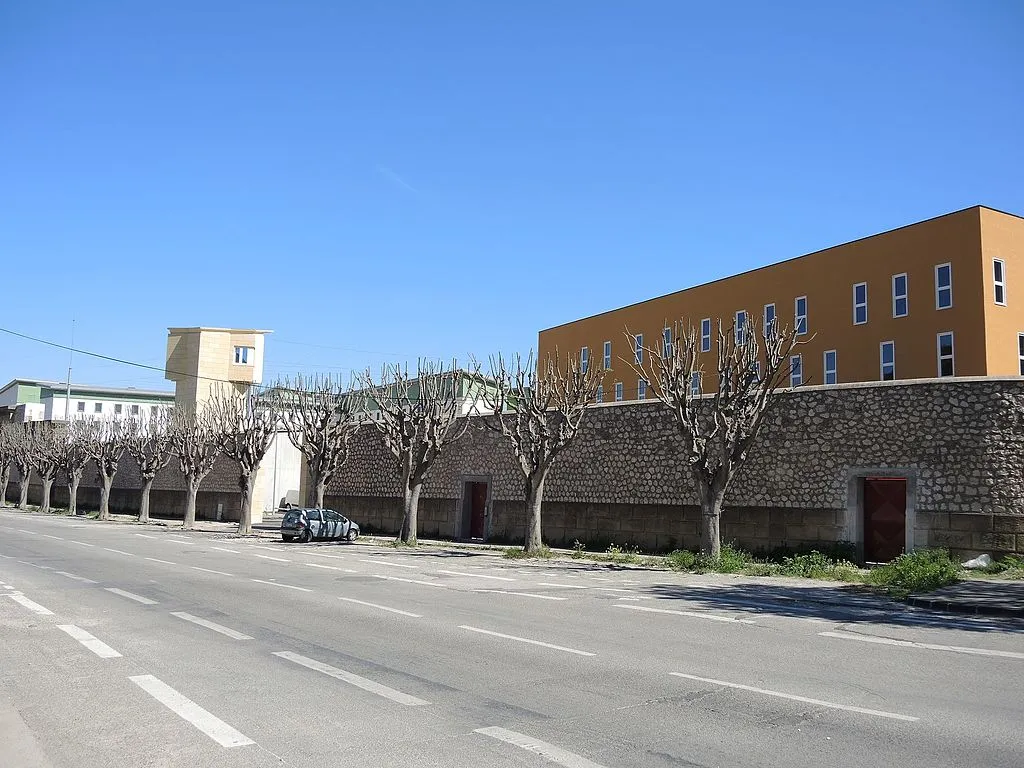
[65, 318, 75, 421]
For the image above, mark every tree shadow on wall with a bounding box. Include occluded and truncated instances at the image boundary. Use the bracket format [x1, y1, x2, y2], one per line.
[637, 582, 1024, 635]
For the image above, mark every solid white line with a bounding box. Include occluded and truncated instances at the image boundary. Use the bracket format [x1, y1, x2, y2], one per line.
[305, 563, 358, 573]
[371, 574, 445, 588]
[250, 578, 311, 592]
[8, 593, 54, 615]
[669, 673, 920, 722]
[56, 571, 98, 584]
[171, 612, 253, 640]
[105, 587, 157, 605]
[41, 534, 64, 540]
[459, 625, 595, 657]
[538, 582, 589, 589]
[254, 554, 290, 563]
[211, 547, 240, 554]
[273, 651, 429, 706]
[439, 569, 515, 582]
[338, 597, 421, 617]
[820, 631, 1024, 660]
[129, 675, 255, 747]
[146, 557, 177, 565]
[57, 625, 122, 658]
[615, 603, 755, 624]
[358, 559, 418, 569]
[473, 589, 568, 601]
[69, 540, 95, 547]
[474, 726, 609, 768]
[134, 533, 158, 539]
[192, 566, 234, 577]
[103, 548, 135, 556]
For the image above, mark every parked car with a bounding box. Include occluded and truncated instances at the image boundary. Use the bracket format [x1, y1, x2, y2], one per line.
[281, 508, 360, 543]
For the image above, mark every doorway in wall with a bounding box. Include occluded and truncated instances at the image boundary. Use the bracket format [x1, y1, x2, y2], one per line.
[862, 477, 907, 563]
[460, 480, 489, 540]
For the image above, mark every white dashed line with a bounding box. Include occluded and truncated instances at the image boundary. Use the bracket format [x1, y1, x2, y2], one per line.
[475, 726, 609, 768]
[304, 563, 358, 573]
[105, 588, 158, 605]
[171, 612, 253, 640]
[254, 554, 290, 563]
[146, 557, 177, 565]
[820, 631, 1024, 660]
[41, 534, 64, 541]
[473, 589, 567, 601]
[669, 672, 920, 722]
[537, 582, 589, 589]
[250, 578, 311, 592]
[7, 593, 54, 615]
[57, 625, 122, 658]
[439, 569, 515, 582]
[134, 533, 158, 539]
[459, 625, 595, 657]
[18, 561, 53, 570]
[192, 566, 234, 577]
[69, 540, 95, 547]
[56, 571, 98, 584]
[166, 536, 194, 544]
[371, 575, 445, 588]
[615, 604, 754, 624]
[273, 651, 429, 706]
[358, 559, 419, 569]
[338, 597, 421, 617]
[130, 675, 255, 747]
[211, 547, 240, 554]
[103, 548, 135, 557]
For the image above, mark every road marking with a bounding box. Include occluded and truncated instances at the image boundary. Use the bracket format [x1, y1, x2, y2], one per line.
[474, 726, 609, 768]
[57, 625, 122, 658]
[669, 673, 920, 722]
[17, 529, 33, 534]
[7, 593, 54, 615]
[134, 533, 158, 539]
[129, 675, 255, 747]
[192, 566, 234, 577]
[538, 582, 589, 589]
[273, 651, 429, 706]
[305, 563, 358, 573]
[171, 612, 253, 640]
[615, 603, 755, 624]
[439, 569, 515, 582]
[338, 597, 421, 617]
[41, 534, 64, 540]
[18, 561, 53, 570]
[166, 536, 194, 544]
[459, 625, 595, 657]
[105, 587, 157, 605]
[146, 557, 177, 565]
[69, 540, 95, 547]
[211, 547, 240, 554]
[371, 574, 445, 588]
[304, 551, 358, 563]
[103, 548, 135, 557]
[358, 559, 418, 569]
[820, 631, 1024, 660]
[56, 571, 98, 584]
[254, 554, 291, 563]
[595, 587, 636, 594]
[250, 578, 311, 592]
[473, 589, 568, 601]
[68, 524, 89, 528]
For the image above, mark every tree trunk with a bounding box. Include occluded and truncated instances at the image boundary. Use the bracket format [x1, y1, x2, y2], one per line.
[183, 479, 200, 530]
[523, 469, 549, 554]
[68, 473, 81, 516]
[41, 477, 53, 513]
[314, 475, 327, 510]
[697, 476, 727, 559]
[237, 472, 256, 535]
[1, 465, 10, 506]
[98, 475, 113, 520]
[18, 473, 29, 509]
[398, 480, 422, 545]
[139, 477, 154, 523]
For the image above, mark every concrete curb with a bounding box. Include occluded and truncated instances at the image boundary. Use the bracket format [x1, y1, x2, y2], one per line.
[904, 595, 1024, 619]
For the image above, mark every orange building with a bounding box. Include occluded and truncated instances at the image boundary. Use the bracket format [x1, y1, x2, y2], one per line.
[539, 206, 1024, 400]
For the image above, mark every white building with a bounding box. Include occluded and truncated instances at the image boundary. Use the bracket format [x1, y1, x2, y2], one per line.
[0, 379, 175, 423]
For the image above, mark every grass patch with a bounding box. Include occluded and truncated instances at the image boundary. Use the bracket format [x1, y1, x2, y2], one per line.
[867, 548, 961, 597]
[980, 555, 1024, 579]
[502, 545, 553, 560]
[664, 545, 863, 582]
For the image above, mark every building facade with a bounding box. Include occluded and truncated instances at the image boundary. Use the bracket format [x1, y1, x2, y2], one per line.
[538, 206, 1024, 400]
[0, 379, 174, 423]
[165, 327, 270, 407]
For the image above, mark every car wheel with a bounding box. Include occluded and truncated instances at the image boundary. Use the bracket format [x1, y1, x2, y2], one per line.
[282, 535, 294, 543]
[299, 529, 312, 544]
[346, 529, 358, 542]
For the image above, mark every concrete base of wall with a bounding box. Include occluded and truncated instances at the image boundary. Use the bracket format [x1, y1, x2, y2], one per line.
[5, 484, 249, 523]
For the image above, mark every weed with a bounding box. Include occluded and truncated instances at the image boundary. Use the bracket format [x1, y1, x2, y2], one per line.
[570, 540, 586, 559]
[981, 555, 1024, 576]
[502, 545, 552, 560]
[867, 548, 961, 596]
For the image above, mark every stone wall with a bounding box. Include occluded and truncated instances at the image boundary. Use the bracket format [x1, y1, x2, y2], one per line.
[325, 378, 1024, 559]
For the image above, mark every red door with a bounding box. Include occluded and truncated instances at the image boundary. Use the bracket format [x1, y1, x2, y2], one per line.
[469, 482, 488, 539]
[863, 478, 906, 562]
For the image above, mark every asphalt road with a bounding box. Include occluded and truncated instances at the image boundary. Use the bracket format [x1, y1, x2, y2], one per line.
[1, 508, 1022, 768]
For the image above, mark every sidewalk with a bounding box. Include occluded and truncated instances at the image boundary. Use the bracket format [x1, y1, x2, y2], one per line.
[905, 580, 1024, 618]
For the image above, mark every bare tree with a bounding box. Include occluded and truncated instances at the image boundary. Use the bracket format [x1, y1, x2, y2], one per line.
[58, 420, 92, 516]
[477, 352, 600, 553]
[168, 407, 223, 530]
[11, 424, 34, 509]
[278, 375, 363, 509]
[0, 421, 18, 506]
[123, 410, 174, 523]
[358, 360, 471, 545]
[85, 418, 128, 521]
[209, 388, 278, 535]
[31, 423, 63, 514]
[630, 318, 804, 558]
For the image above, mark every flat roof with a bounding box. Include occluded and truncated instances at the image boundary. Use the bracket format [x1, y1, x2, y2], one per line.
[539, 204, 1023, 333]
[0, 378, 175, 400]
[167, 327, 273, 334]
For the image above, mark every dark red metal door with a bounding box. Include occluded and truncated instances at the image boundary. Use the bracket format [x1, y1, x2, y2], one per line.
[863, 478, 906, 562]
[469, 482, 487, 539]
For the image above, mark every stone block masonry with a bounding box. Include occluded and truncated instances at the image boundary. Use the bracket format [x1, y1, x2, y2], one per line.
[325, 378, 1024, 560]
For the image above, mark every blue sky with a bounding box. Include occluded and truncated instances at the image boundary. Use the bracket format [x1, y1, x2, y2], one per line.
[2, 1, 1022, 391]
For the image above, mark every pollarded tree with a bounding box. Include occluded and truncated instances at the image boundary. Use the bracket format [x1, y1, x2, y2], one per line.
[278, 375, 364, 509]
[123, 410, 174, 523]
[31, 422, 63, 514]
[85, 418, 128, 521]
[477, 352, 600, 553]
[58, 419, 92, 516]
[358, 360, 471, 545]
[630, 318, 805, 558]
[209, 388, 278, 535]
[0, 421, 18, 505]
[11, 424, 34, 509]
[168, 406, 223, 530]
